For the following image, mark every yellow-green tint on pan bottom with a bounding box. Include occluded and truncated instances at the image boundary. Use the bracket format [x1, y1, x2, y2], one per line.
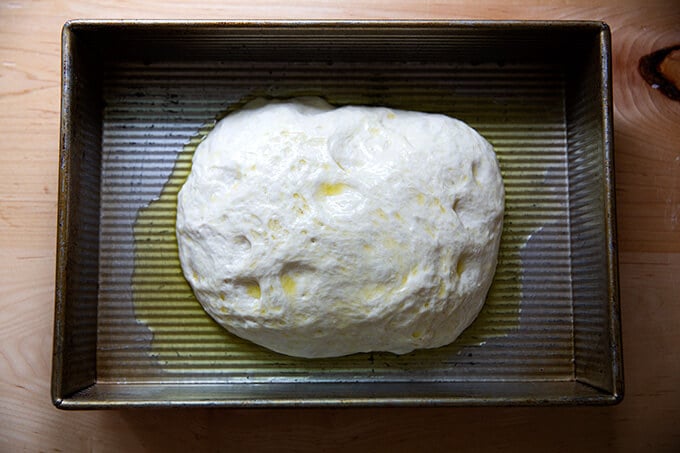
[132, 106, 523, 379]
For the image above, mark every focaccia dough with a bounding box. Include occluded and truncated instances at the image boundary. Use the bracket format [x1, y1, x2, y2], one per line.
[176, 97, 504, 358]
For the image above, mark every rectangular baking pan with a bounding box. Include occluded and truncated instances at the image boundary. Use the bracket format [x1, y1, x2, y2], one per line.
[53, 20, 622, 407]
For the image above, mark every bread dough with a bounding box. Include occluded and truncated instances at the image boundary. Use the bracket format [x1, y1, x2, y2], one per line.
[176, 97, 504, 358]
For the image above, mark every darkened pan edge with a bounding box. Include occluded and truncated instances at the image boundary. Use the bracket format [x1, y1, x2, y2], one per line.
[600, 24, 623, 402]
[53, 23, 104, 406]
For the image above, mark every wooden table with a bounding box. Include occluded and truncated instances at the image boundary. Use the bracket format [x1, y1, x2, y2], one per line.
[1, 1, 679, 451]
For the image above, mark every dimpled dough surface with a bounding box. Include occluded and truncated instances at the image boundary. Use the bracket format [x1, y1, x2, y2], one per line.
[176, 97, 504, 358]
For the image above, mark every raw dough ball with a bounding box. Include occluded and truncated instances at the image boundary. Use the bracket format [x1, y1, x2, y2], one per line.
[176, 97, 504, 358]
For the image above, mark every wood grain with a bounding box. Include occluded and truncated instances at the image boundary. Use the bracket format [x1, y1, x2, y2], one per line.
[1, 1, 679, 452]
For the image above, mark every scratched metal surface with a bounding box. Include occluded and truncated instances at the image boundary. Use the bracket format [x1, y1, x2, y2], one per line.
[54, 22, 620, 407]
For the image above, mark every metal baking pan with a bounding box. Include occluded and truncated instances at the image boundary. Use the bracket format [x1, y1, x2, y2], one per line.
[53, 20, 622, 408]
